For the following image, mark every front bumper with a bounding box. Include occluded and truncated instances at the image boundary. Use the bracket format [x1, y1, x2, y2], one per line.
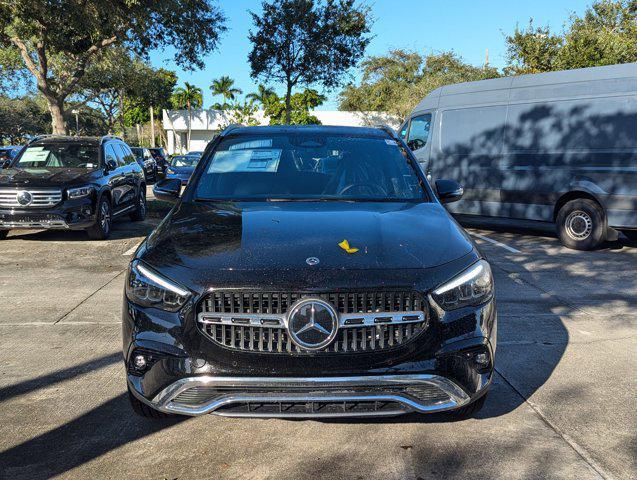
[129, 374, 475, 418]
[0, 201, 96, 230]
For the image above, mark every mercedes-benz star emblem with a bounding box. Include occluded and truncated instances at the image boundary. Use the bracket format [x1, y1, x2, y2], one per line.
[305, 257, 320, 266]
[16, 191, 32, 206]
[286, 298, 338, 350]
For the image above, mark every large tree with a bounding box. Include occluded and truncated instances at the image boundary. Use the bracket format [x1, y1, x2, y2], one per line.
[246, 84, 276, 107]
[339, 50, 500, 117]
[265, 88, 326, 125]
[0, 0, 226, 134]
[505, 0, 637, 75]
[248, 0, 371, 123]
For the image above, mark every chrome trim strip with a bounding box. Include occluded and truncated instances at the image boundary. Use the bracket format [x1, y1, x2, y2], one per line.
[198, 311, 425, 329]
[141, 374, 470, 417]
[0, 220, 68, 229]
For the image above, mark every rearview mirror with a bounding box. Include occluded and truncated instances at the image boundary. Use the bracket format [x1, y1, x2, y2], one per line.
[435, 179, 464, 204]
[153, 178, 181, 203]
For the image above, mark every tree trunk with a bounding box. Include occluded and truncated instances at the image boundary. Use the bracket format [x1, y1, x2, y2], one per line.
[44, 94, 67, 134]
[187, 103, 192, 152]
[285, 81, 293, 124]
[118, 90, 125, 135]
[149, 106, 156, 148]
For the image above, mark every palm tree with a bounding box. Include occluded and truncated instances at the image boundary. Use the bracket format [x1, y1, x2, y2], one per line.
[172, 82, 203, 152]
[210, 76, 242, 109]
[246, 84, 277, 107]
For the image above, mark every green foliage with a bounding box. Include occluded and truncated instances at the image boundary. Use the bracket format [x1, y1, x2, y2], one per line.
[246, 84, 276, 106]
[0, 0, 226, 133]
[171, 83, 204, 110]
[505, 0, 637, 74]
[219, 101, 262, 129]
[0, 95, 49, 142]
[265, 88, 326, 125]
[339, 50, 500, 117]
[248, 0, 371, 122]
[210, 76, 243, 109]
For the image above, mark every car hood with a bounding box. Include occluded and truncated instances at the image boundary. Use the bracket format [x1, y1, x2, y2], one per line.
[168, 166, 195, 175]
[0, 167, 98, 188]
[140, 201, 476, 291]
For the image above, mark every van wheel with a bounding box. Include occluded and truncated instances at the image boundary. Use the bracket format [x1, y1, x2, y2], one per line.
[130, 187, 146, 221]
[556, 198, 605, 250]
[0, 230, 8, 240]
[87, 196, 112, 240]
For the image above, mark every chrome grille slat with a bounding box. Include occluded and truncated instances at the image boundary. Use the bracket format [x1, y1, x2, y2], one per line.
[198, 290, 428, 355]
[0, 188, 63, 208]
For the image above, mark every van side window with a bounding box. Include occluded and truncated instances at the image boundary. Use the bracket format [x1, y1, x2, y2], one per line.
[441, 106, 506, 155]
[407, 114, 432, 151]
[399, 122, 409, 140]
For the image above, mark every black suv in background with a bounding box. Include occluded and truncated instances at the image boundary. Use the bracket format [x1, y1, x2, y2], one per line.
[149, 147, 168, 173]
[131, 147, 158, 183]
[0, 135, 146, 240]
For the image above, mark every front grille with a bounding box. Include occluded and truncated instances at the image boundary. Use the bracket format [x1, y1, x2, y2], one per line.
[203, 291, 424, 315]
[198, 291, 428, 354]
[0, 188, 63, 208]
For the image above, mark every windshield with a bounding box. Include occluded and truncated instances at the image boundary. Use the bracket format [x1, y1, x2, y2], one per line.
[171, 155, 199, 167]
[194, 132, 426, 202]
[130, 147, 143, 158]
[15, 143, 99, 169]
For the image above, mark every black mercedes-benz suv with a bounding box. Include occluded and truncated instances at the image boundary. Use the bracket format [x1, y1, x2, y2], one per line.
[123, 125, 496, 419]
[0, 135, 147, 240]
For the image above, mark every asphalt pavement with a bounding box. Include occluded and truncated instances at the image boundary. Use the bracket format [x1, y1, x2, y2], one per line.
[0, 203, 635, 479]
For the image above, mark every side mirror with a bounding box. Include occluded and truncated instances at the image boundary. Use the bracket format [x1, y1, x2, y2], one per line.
[153, 178, 181, 203]
[435, 179, 464, 204]
[105, 159, 117, 171]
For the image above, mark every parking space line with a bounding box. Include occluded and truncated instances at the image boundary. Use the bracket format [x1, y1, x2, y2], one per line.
[122, 241, 142, 256]
[471, 232, 521, 254]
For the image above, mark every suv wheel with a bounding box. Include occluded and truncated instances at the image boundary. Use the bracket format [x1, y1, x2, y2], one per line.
[130, 187, 146, 221]
[128, 387, 171, 419]
[87, 196, 112, 240]
[0, 230, 8, 240]
[556, 198, 605, 250]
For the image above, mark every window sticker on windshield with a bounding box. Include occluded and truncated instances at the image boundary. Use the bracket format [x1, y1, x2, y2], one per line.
[20, 148, 49, 163]
[385, 139, 398, 146]
[209, 149, 282, 173]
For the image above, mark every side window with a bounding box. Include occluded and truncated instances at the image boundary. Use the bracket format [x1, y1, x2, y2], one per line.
[117, 144, 135, 165]
[110, 143, 126, 167]
[399, 121, 409, 140]
[407, 114, 432, 151]
[103, 144, 119, 167]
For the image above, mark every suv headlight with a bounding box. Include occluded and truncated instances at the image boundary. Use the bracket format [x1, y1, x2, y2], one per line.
[126, 260, 191, 312]
[431, 260, 493, 311]
[166, 168, 175, 174]
[67, 185, 94, 199]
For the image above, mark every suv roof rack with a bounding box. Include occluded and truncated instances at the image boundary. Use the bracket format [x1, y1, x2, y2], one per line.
[219, 124, 243, 137]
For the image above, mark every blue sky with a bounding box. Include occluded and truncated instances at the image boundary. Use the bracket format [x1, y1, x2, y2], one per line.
[149, 0, 591, 110]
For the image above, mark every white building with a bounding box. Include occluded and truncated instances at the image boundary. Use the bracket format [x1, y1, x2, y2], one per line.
[162, 109, 400, 154]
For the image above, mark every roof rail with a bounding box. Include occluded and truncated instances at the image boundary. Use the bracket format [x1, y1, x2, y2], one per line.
[219, 124, 243, 137]
[374, 124, 399, 139]
[27, 134, 57, 145]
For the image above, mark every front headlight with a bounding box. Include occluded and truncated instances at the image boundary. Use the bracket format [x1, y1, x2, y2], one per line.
[431, 260, 493, 311]
[67, 185, 94, 199]
[126, 260, 191, 312]
[166, 168, 176, 174]
[144, 159, 154, 166]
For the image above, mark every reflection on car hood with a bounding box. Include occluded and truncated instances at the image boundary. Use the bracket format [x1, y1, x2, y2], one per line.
[0, 168, 97, 187]
[140, 201, 476, 291]
[168, 166, 195, 175]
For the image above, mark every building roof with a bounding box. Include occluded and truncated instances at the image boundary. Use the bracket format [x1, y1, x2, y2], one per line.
[221, 124, 391, 137]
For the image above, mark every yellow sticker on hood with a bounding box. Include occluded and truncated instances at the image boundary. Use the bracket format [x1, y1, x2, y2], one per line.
[338, 239, 359, 254]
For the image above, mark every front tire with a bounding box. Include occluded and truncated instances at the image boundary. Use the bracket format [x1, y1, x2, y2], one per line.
[0, 230, 8, 240]
[87, 196, 112, 240]
[127, 387, 171, 419]
[556, 198, 605, 250]
[130, 187, 146, 221]
[449, 393, 488, 419]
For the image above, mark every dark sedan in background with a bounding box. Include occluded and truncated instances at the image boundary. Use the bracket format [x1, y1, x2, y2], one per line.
[130, 147, 158, 183]
[149, 147, 169, 173]
[165, 154, 200, 186]
[124, 125, 496, 420]
[0, 146, 23, 167]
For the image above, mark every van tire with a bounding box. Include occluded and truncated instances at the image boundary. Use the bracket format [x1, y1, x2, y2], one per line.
[556, 198, 605, 250]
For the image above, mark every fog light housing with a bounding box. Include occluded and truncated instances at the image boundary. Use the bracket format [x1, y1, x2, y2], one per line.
[128, 349, 163, 376]
[133, 354, 147, 370]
